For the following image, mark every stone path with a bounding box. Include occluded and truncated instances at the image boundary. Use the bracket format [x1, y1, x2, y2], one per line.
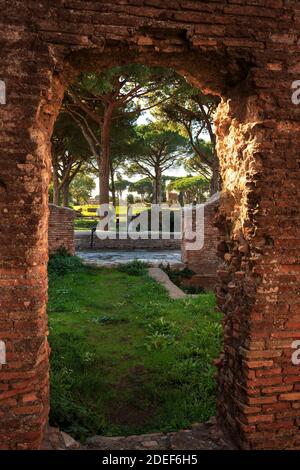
[42, 418, 235, 450]
[77, 250, 184, 269]
[148, 267, 186, 299]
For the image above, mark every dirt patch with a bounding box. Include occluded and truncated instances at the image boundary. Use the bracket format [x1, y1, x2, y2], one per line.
[107, 400, 156, 427]
[122, 354, 134, 361]
[120, 336, 132, 344]
[106, 365, 157, 427]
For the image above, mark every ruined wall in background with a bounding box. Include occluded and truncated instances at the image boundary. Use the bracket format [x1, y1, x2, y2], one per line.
[48, 204, 75, 255]
[182, 196, 221, 290]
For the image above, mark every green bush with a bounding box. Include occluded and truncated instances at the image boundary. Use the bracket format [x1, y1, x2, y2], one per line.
[161, 265, 206, 294]
[117, 260, 148, 276]
[90, 315, 129, 325]
[163, 265, 195, 281]
[48, 248, 83, 277]
[148, 317, 178, 336]
[144, 317, 178, 351]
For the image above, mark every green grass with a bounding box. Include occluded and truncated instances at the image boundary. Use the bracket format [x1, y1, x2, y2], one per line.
[48, 260, 222, 442]
[74, 218, 98, 231]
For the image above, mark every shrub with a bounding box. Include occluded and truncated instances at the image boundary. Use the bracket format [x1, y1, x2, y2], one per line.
[117, 260, 147, 276]
[163, 265, 195, 280]
[48, 247, 83, 277]
[90, 315, 129, 325]
[161, 265, 206, 294]
[144, 331, 177, 350]
[127, 194, 134, 204]
[148, 317, 178, 336]
[144, 317, 178, 350]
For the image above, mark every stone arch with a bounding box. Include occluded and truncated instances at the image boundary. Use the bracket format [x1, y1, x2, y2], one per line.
[1, 1, 300, 450]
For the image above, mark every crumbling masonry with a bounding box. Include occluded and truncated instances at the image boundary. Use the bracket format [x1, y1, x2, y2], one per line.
[1, 0, 300, 450]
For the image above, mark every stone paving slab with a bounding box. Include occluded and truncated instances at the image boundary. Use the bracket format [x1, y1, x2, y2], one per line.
[148, 267, 186, 299]
[77, 250, 184, 269]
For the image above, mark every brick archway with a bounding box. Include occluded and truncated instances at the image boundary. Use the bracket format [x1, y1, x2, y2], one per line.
[1, 1, 300, 450]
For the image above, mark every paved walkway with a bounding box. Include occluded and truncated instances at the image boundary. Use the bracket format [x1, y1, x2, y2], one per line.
[43, 418, 235, 450]
[148, 267, 186, 299]
[77, 250, 184, 268]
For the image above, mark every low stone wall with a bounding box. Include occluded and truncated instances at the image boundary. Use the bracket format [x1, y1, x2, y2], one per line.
[43, 418, 234, 450]
[48, 204, 75, 255]
[182, 195, 221, 289]
[75, 231, 181, 251]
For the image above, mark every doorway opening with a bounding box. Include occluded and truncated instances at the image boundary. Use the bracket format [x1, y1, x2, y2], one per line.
[47, 60, 225, 445]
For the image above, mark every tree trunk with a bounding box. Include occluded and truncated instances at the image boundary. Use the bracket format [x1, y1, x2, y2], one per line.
[178, 191, 184, 206]
[96, 154, 101, 208]
[52, 163, 60, 206]
[210, 156, 220, 195]
[100, 104, 115, 206]
[110, 162, 116, 207]
[155, 168, 162, 204]
[152, 180, 157, 204]
[100, 165, 110, 206]
[62, 183, 70, 207]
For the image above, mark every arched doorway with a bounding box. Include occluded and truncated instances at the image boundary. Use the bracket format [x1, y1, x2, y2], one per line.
[1, 2, 299, 450]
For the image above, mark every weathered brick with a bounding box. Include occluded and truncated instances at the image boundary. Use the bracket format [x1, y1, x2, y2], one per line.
[246, 414, 274, 424]
[262, 385, 293, 394]
[1, 0, 300, 453]
[182, 198, 220, 289]
[22, 393, 38, 403]
[48, 204, 75, 255]
[280, 393, 300, 402]
[248, 396, 278, 405]
[246, 360, 274, 369]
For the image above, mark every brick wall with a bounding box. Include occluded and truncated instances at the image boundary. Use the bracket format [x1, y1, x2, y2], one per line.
[76, 231, 180, 251]
[182, 195, 220, 290]
[48, 204, 75, 255]
[1, 0, 300, 450]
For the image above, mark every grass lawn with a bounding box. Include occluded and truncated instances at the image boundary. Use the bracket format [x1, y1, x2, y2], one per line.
[48, 258, 222, 442]
[74, 217, 98, 231]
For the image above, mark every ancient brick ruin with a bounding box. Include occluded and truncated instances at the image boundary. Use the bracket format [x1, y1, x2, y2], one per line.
[76, 231, 181, 251]
[48, 204, 75, 255]
[182, 195, 221, 289]
[1, 0, 300, 450]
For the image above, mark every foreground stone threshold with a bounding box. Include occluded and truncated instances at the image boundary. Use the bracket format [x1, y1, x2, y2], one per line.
[42, 418, 235, 450]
